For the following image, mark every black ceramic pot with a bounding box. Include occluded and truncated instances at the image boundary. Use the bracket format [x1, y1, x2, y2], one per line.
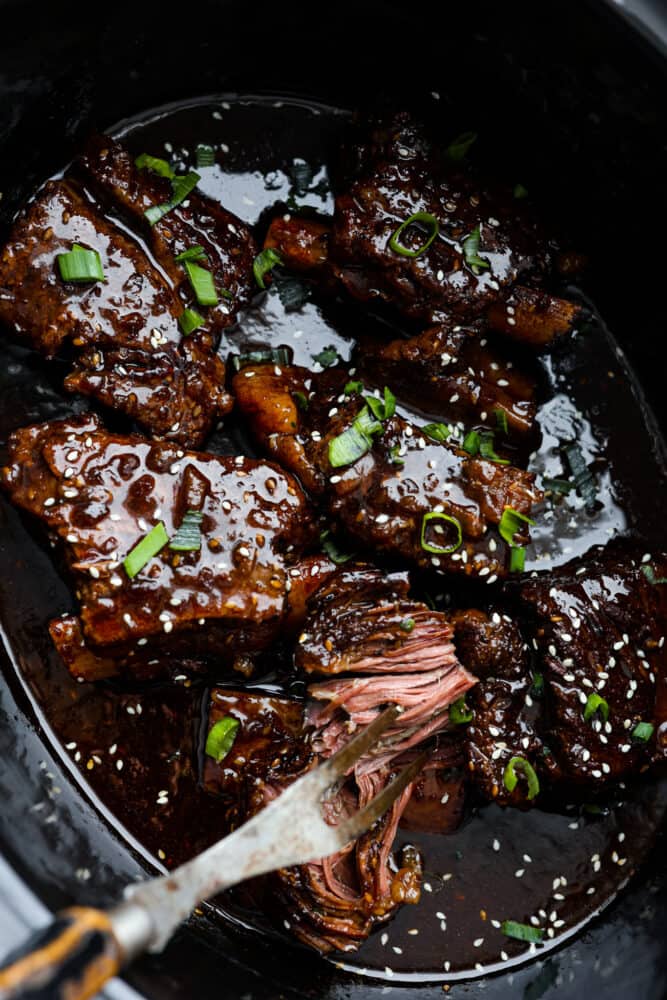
[1, 1, 666, 997]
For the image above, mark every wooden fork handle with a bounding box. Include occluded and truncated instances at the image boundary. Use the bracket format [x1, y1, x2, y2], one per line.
[0, 906, 121, 1000]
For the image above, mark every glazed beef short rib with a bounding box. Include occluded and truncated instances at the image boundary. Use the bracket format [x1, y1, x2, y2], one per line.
[1, 414, 314, 680]
[233, 363, 542, 580]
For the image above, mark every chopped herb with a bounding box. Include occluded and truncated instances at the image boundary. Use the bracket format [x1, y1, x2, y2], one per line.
[320, 529, 355, 565]
[175, 245, 207, 263]
[399, 618, 415, 633]
[272, 271, 310, 311]
[231, 347, 292, 371]
[494, 409, 509, 435]
[563, 443, 598, 509]
[642, 564, 667, 585]
[183, 260, 218, 307]
[169, 510, 204, 552]
[420, 511, 463, 555]
[123, 522, 169, 579]
[178, 308, 205, 336]
[344, 380, 364, 395]
[462, 225, 490, 273]
[632, 721, 654, 741]
[389, 444, 405, 466]
[447, 130, 477, 162]
[328, 406, 383, 468]
[57, 244, 105, 283]
[499, 507, 535, 547]
[449, 697, 473, 724]
[503, 757, 540, 799]
[462, 429, 508, 464]
[135, 153, 175, 179]
[388, 212, 439, 258]
[531, 672, 544, 697]
[195, 143, 216, 168]
[583, 693, 609, 724]
[253, 248, 283, 289]
[312, 345, 341, 368]
[513, 183, 529, 200]
[510, 546, 526, 572]
[145, 171, 200, 225]
[422, 422, 451, 442]
[292, 390, 309, 412]
[365, 386, 396, 421]
[205, 716, 240, 763]
[542, 477, 574, 494]
[501, 920, 543, 943]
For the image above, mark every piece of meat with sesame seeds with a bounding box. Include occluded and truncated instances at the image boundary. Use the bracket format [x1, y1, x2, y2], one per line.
[517, 542, 667, 788]
[0, 413, 315, 680]
[233, 363, 543, 580]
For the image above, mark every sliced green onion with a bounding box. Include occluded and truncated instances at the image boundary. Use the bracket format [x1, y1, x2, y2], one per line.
[320, 529, 355, 564]
[205, 716, 240, 763]
[388, 212, 439, 258]
[447, 131, 477, 162]
[183, 260, 218, 306]
[420, 511, 463, 555]
[642, 564, 667, 585]
[389, 444, 405, 466]
[123, 522, 169, 579]
[501, 920, 543, 943]
[292, 390, 309, 412]
[179, 308, 205, 336]
[563, 443, 598, 509]
[510, 546, 526, 572]
[513, 183, 529, 200]
[253, 248, 283, 289]
[195, 143, 215, 168]
[231, 347, 292, 371]
[531, 672, 544, 697]
[462, 225, 489, 273]
[135, 153, 175, 179]
[328, 406, 383, 468]
[462, 429, 508, 464]
[169, 510, 203, 552]
[449, 697, 473, 724]
[399, 618, 415, 633]
[494, 409, 509, 435]
[312, 345, 340, 368]
[583, 692, 609, 724]
[542, 476, 574, 494]
[499, 507, 535, 547]
[175, 245, 207, 263]
[632, 721, 654, 742]
[422, 422, 451, 443]
[365, 386, 396, 421]
[503, 756, 540, 800]
[57, 244, 104, 283]
[344, 380, 364, 395]
[145, 171, 200, 225]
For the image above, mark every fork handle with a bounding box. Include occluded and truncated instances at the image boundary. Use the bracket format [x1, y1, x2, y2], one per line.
[0, 906, 121, 1000]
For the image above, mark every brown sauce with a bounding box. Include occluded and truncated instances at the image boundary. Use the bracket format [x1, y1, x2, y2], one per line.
[1, 95, 666, 983]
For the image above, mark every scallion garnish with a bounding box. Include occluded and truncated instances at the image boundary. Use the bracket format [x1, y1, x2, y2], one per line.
[320, 529, 355, 564]
[583, 692, 609, 724]
[563, 443, 598, 509]
[389, 444, 405, 466]
[169, 510, 204, 552]
[447, 131, 477, 162]
[510, 546, 526, 572]
[513, 183, 529, 200]
[462, 429, 508, 464]
[501, 920, 543, 943]
[422, 422, 451, 442]
[183, 260, 218, 306]
[420, 511, 463, 555]
[57, 244, 105, 283]
[328, 406, 383, 468]
[344, 380, 364, 395]
[462, 225, 489, 273]
[632, 721, 654, 741]
[494, 409, 509, 435]
[205, 716, 240, 763]
[503, 756, 540, 800]
[292, 390, 309, 412]
[195, 143, 215, 168]
[542, 477, 574, 494]
[175, 245, 207, 263]
[312, 345, 340, 368]
[642, 564, 667, 585]
[135, 153, 175, 179]
[122, 522, 169, 579]
[399, 618, 415, 633]
[388, 212, 439, 258]
[253, 248, 283, 289]
[231, 347, 292, 371]
[531, 672, 544, 697]
[179, 308, 205, 336]
[145, 171, 200, 225]
[365, 386, 396, 422]
[449, 697, 473, 724]
[499, 507, 536, 547]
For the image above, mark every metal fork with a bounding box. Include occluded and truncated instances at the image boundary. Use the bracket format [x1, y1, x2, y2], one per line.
[0, 705, 426, 1000]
